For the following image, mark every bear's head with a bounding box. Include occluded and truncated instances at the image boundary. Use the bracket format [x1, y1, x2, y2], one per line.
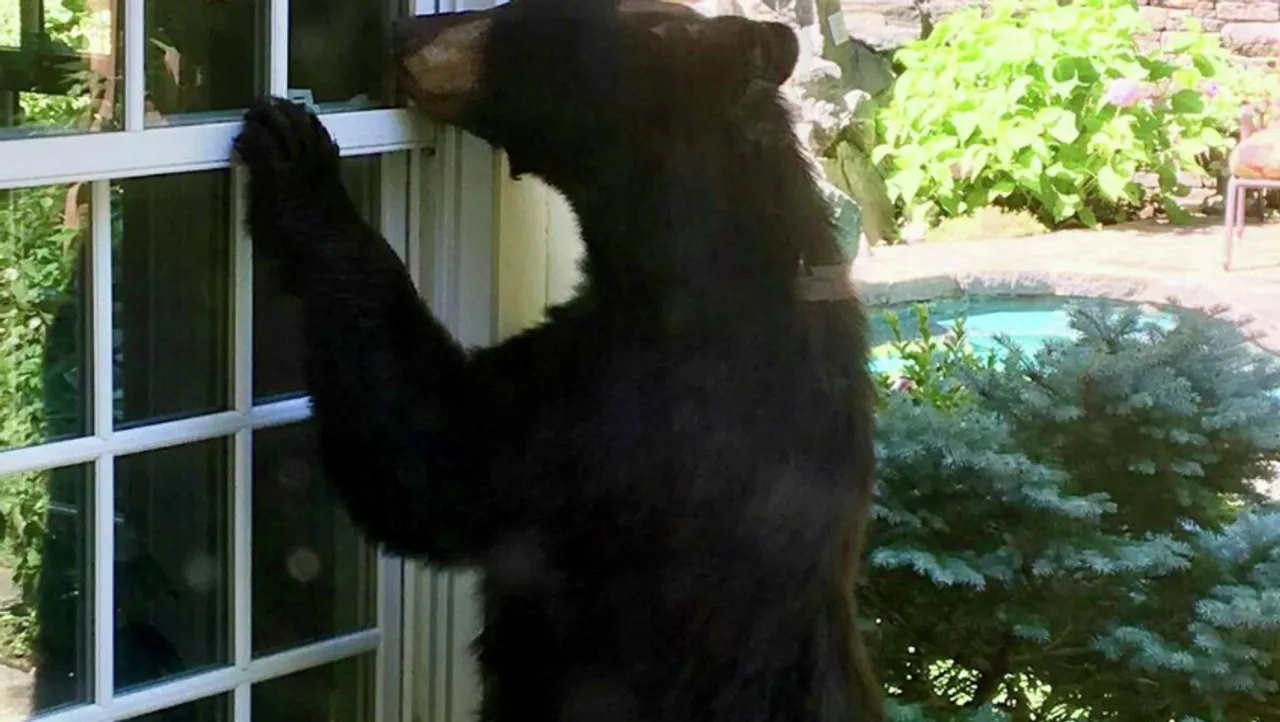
[392, 0, 800, 188]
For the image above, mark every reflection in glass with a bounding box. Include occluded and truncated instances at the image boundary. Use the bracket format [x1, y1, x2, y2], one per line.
[10, 463, 93, 721]
[252, 422, 376, 657]
[143, 0, 259, 126]
[114, 438, 231, 692]
[0, 183, 91, 451]
[113, 171, 232, 427]
[289, 0, 390, 109]
[251, 654, 374, 722]
[253, 156, 381, 402]
[130, 693, 230, 722]
[0, 0, 122, 138]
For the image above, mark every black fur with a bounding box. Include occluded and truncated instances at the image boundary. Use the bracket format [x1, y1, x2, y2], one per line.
[234, 1, 881, 720]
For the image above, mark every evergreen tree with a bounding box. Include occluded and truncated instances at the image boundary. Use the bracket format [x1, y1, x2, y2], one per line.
[867, 301, 1280, 721]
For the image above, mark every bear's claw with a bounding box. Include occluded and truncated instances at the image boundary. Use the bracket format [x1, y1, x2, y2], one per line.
[234, 96, 341, 179]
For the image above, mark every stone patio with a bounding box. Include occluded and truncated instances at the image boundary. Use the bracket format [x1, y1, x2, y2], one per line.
[0, 565, 31, 722]
[0, 666, 32, 722]
[852, 216, 1280, 354]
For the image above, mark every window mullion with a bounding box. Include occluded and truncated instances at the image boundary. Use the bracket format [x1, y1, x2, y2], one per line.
[232, 427, 253, 722]
[91, 180, 115, 441]
[231, 164, 254, 722]
[90, 177, 117, 706]
[123, 0, 145, 131]
[232, 166, 253, 414]
[90, 182, 116, 697]
[0, 112, 431, 191]
[268, 0, 290, 97]
[92, 455, 116, 707]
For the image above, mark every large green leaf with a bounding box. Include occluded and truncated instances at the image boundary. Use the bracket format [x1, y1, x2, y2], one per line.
[1096, 164, 1129, 202]
[1170, 89, 1205, 115]
[952, 113, 980, 144]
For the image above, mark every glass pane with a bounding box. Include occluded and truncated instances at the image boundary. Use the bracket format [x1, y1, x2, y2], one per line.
[6, 463, 93, 720]
[252, 421, 376, 657]
[113, 171, 232, 427]
[130, 693, 230, 722]
[253, 157, 381, 403]
[0, 183, 92, 451]
[289, 0, 390, 110]
[143, 0, 259, 126]
[114, 438, 231, 692]
[0, 0, 122, 139]
[251, 654, 374, 722]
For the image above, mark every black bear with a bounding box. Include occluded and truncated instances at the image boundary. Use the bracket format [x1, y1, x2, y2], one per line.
[233, 0, 881, 720]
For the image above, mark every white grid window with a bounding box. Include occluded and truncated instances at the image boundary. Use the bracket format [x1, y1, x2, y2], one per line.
[0, 0, 466, 719]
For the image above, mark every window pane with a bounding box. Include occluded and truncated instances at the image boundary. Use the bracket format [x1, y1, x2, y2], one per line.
[253, 156, 381, 403]
[113, 171, 232, 427]
[144, 0, 260, 125]
[114, 438, 231, 692]
[0, 184, 92, 451]
[251, 654, 374, 722]
[252, 421, 376, 657]
[6, 463, 93, 720]
[289, 0, 391, 110]
[130, 693, 230, 722]
[0, 0, 122, 138]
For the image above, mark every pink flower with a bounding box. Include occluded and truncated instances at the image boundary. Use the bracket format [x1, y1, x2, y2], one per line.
[891, 377, 917, 393]
[1203, 80, 1221, 98]
[1103, 78, 1142, 108]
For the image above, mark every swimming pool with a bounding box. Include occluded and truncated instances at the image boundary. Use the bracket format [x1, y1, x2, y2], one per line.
[868, 295, 1178, 377]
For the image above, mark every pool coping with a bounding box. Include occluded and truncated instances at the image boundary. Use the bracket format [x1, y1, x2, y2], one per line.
[854, 269, 1280, 355]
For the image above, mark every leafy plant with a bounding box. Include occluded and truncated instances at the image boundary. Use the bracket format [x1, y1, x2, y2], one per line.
[873, 0, 1246, 230]
[872, 303, 997, 411]
[0, 182, 86, 665]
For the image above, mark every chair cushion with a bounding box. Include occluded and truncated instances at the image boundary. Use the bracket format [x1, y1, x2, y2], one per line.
[1230, 127, 1280, 180]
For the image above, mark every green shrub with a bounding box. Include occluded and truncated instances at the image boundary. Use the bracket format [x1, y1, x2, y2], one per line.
[868, 301, 1280, 720]
[872, 303, 996, 411]
[873, 0, 1245, 230]
[0, 184, 83, 665]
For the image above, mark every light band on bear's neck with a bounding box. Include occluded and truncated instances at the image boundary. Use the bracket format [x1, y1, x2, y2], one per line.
[796, 263, 855, 302]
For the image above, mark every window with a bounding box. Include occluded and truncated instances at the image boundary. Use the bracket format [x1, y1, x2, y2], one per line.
[0, 0, 461, 719]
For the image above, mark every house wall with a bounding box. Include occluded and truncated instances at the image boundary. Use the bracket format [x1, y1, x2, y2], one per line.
[495, 159, 585, 337]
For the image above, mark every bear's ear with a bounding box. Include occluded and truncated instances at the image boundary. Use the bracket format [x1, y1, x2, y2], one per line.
[649, 15, 799, 88]
[739, 19, 800, 87]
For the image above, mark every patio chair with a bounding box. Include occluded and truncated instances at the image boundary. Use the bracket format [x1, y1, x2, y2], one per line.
[1224, 100, 1280, 270]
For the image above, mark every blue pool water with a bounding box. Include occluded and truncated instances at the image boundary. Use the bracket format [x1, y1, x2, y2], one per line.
[869, 296, 1177, 377]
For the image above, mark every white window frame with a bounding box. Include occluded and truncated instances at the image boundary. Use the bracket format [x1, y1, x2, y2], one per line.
[0, 0, 498, 719]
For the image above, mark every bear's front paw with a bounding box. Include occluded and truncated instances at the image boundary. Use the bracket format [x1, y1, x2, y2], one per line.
[235, 96, 341, 181]
[233, 97, 345, 247]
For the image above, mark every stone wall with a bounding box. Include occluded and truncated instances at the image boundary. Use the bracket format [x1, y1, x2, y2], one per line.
[840, 1, 967, 50]
[841, 0, 1280, 68]
[1139, 0, 1280, 67]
